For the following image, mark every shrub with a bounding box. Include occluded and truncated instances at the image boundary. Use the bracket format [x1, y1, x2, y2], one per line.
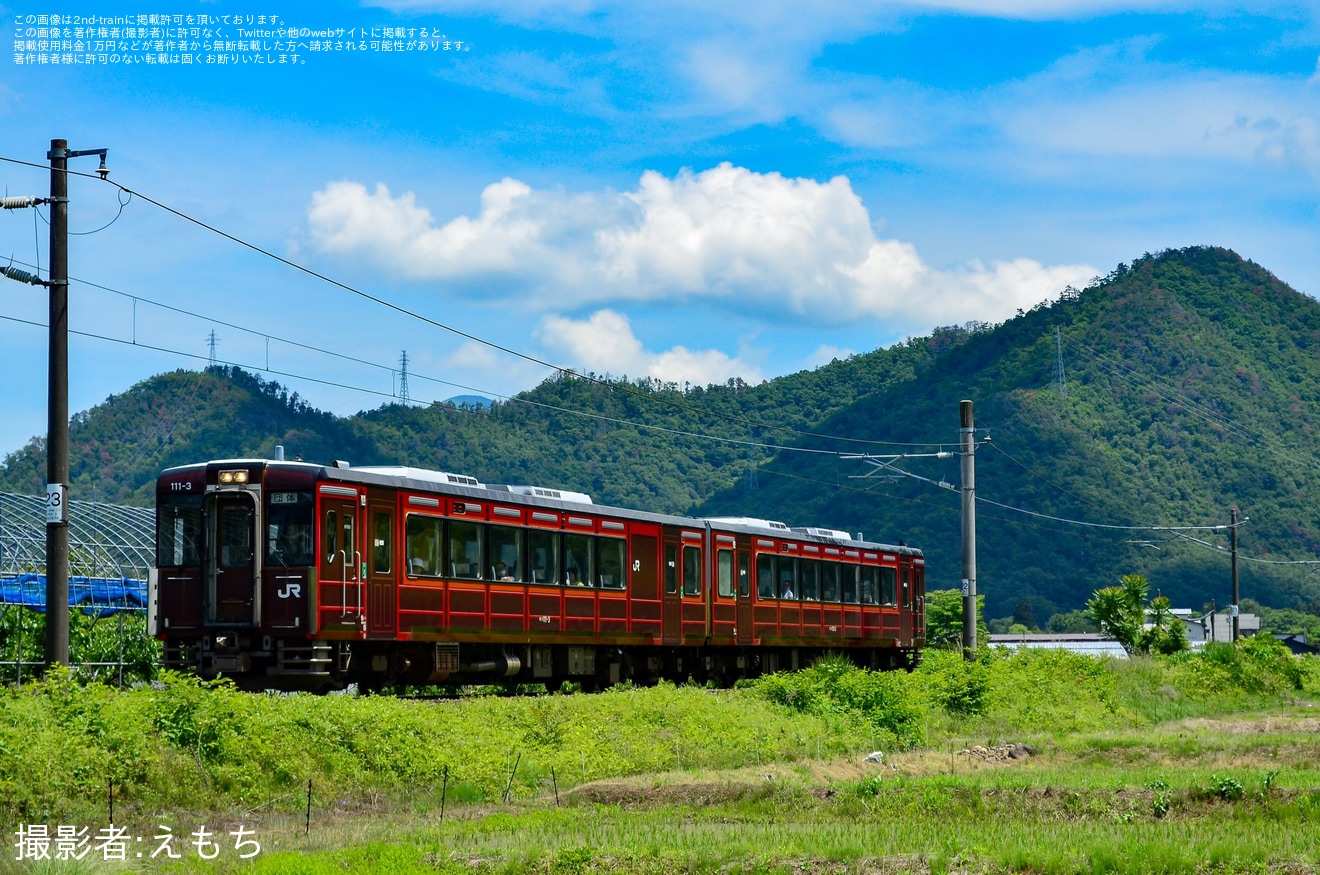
[749, 655, 925, 749]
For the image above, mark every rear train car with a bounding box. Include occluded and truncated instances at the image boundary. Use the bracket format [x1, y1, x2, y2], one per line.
[152, 459, 924, 691]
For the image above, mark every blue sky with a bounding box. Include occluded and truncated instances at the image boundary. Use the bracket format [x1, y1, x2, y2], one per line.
[1, 1, 1317, 459]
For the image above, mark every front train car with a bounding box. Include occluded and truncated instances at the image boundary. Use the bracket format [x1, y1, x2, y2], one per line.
[155, 460, 327, 688]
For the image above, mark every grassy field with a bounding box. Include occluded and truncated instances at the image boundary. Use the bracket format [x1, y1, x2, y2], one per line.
[1, 638, 1317, 873]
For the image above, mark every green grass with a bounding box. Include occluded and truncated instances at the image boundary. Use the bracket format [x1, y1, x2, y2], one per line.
[1, 641, 1318, 872]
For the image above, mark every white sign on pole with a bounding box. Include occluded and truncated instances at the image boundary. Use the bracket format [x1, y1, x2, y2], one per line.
[45, 483, 67, 524]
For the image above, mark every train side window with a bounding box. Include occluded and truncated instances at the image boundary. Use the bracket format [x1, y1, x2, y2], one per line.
[821, 562, 840, 603]
[799, 559, 819, 602]
[565, 533, 594, 587]
[342, 514, 356, 569]
[842, 564, 859, 604]
[267, 493, 314, 567]
[902, 568, 911, 609]
[598, 538, 626, 590]
[756, 554, 775, 599]
[738, 552, 750, 598]
[716, 549, 734, 598]
[448, 519, 485, 580]
[489, 525, 523, 581]
[157, 497, 202, 567]
[405, 514, 443, 577]
[682, 545, 701, 596]
[528, 529, 559, 585]
[779, 557, 798, 600]
[371, 511, 392, 574]
[664, 545, 677, 594]
[324, 510, 338, 562]
[860, 566, 879, 605]
[879, 567, 897, 606]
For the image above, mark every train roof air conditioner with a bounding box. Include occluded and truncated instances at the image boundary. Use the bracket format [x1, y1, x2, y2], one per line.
[506, 485, 594, 505]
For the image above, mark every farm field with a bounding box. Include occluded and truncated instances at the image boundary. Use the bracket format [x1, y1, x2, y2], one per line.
[2, 641, 1318, 874]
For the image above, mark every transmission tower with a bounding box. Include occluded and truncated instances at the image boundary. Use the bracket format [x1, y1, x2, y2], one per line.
[1055, 328, 1067, 398]
[398, 350, 410, 404]
[206, 330, 219, 366]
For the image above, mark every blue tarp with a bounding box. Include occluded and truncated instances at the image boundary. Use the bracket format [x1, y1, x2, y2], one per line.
[0, 574, 148, 616]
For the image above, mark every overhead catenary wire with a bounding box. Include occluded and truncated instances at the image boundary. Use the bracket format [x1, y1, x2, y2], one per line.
[0, 153, 942, 450]
[6, 156, 1320, 571]
[1064, 333, 1320, 476]
[0, 259, 855, 458]
[11, 288, 1247, 539]
[0, 312, 851, 459]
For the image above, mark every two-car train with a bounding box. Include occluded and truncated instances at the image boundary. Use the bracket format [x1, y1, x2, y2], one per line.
[151, 458, 925, 691]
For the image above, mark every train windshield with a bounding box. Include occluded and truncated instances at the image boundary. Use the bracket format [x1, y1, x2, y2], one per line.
[157, 494, 204, 567]
[265, 490, 315, 567]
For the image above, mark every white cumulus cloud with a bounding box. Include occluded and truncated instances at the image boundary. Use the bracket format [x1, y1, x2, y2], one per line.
[306, 163, 1096, 330]
[538, 310, 765, 387]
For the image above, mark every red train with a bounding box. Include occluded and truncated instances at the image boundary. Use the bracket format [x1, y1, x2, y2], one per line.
[152, 459, 925, 691]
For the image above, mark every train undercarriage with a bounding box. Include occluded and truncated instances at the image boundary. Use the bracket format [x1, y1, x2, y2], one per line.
[162, 634, 921, 693]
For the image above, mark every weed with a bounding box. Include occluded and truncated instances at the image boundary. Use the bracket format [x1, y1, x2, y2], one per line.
[1151, 790, 1170, 819]
[855, 775, 883, 798]
[1210, 774, 1245, 801]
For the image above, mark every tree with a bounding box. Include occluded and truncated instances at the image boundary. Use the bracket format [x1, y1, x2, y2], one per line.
[1046, 609, 1098, 633]
[925, 589, 991, 649]
[1012, 600, 1038, 631]
[1087, 574, 1189, 655]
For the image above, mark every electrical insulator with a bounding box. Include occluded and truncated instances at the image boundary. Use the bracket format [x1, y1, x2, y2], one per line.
[0, 264, 45, 286]
[1, 196, 40, 210]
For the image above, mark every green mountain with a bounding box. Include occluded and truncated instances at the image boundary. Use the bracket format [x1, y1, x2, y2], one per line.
[703, 247, 1320, 620]
[3, 246, 1318, 622]
[0, 368, 380, 506]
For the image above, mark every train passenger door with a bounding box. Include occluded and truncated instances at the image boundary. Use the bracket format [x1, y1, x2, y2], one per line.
[661, 532, 682, 646]
[366, 491, 397, 637]
[317, 485, 363, 630]
[628, 529, 660, 639]
[210, 490, 258, 626]
[898, 560, 913, 645]
[735, 548, 753, 645]
[912, 559, 926, 641]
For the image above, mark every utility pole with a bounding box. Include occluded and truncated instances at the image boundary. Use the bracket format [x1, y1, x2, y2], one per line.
[1055, 328, 1067, 397]
[960, 400, 978, 660]
[43, 138, 109, 671]
[45, 138, 71, 670]
[1230, 506, 1240, 642]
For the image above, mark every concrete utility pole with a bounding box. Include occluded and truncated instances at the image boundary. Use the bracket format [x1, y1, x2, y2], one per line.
[43, 138, 108, 671]
[44, 139, 71, 669]
[960, 399, 978, 660]
[1230, 505, 1240, 642]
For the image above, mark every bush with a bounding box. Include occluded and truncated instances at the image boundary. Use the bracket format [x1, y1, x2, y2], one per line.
[751, 655, 925, 749]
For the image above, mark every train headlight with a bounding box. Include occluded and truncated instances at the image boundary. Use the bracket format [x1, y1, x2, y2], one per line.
[219, 471, 233, 484]
[218, 470, 249, 485]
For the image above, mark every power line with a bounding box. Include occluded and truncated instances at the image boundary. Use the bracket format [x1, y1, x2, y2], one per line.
[0, 153, 940, 450]
[0, 312, 865, 459]
[1065, 333, 1320, 475]
[24, 265, 893, 456]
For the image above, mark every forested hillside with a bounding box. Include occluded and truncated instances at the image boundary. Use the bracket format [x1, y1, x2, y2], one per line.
[2, 247, 1318, 623]
[700, 247, 1320, 619]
